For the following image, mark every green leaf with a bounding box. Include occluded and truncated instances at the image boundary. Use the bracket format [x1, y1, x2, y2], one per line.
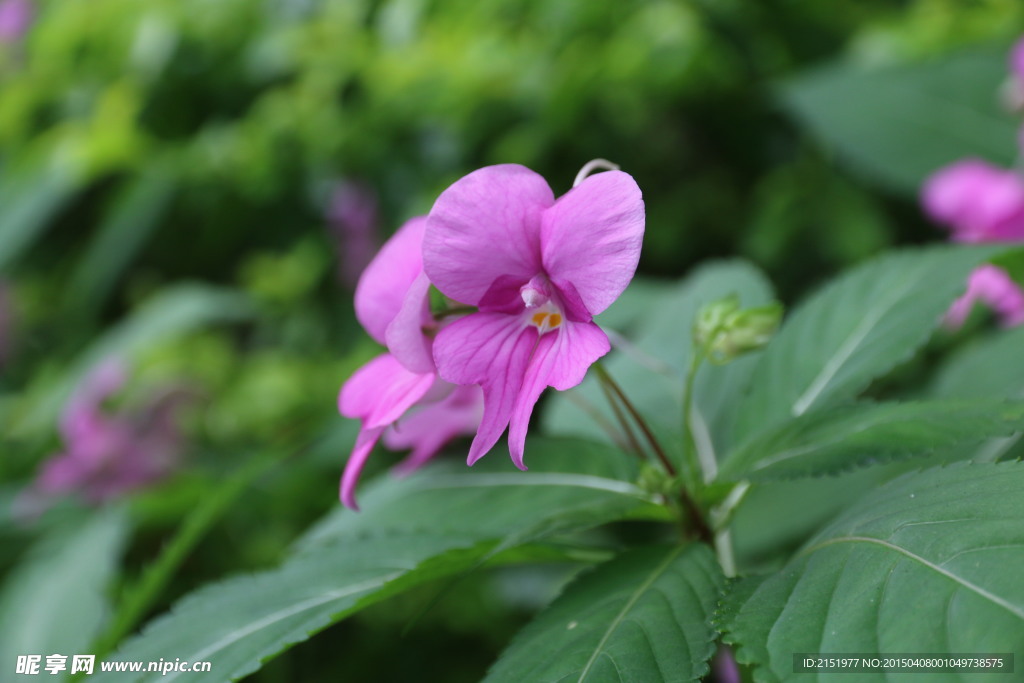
[64, 165, 176, 315]
[95, 438, 658, 682]
[723, 462, 1024, 682]
[0, 161, 78, 274]
[782, 48, 1016, 193]
[485, 544, 725, 683]
[0, 508, 128, 679]
[544, 261, 774, 464]
[298, 437, 658, 550]
[932, 326, 1024, 400]
[732, 245, 1007, 445]
[930, 326, 1024, 463]
[719, 399, 1024, 481]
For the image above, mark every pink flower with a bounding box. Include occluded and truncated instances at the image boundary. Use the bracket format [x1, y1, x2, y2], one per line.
[1011, 38, 1024, 85]
[0, 0, 31, 44]
[338, 217, 482, 509]
[23, 361, 186, 511]
[946, 264, 1024, 329]
[921, 160, 1024, 242]
[423, 164, 644, 468]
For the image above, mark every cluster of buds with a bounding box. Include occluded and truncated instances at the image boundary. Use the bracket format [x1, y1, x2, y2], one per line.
[693, 294, 782, 365]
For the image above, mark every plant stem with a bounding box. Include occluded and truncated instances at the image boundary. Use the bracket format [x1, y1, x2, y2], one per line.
[593, 362, 676, 477]
[681, 349, 705, 486]
[595, 373, 647, 462]
[592, 362, 713, 543]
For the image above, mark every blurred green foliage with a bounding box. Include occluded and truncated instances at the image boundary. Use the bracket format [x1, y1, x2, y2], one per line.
[0, 0, 1022, 680]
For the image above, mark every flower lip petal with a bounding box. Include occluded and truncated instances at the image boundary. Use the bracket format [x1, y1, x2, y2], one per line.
[338, 353, 435, 428]
[424, 164, 553, 306]
[506, 320, 610, 467]
[354, 217, 427, 345]
[540, 170, 644, 317]
[432, 312, 537, 465]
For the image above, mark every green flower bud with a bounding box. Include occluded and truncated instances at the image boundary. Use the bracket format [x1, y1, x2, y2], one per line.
[694, 296, 783, 365]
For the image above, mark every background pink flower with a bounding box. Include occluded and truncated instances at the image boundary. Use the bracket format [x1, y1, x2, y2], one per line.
[921, 160, 1024, 243]
[23, 360, 188, 510]
[424, 164, 644, 468]
[945, 264, 1024, 328]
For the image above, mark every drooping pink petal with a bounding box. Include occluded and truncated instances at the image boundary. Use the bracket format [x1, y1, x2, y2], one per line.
[354, 217, 427, 345]
[432, 313, 537, 465]
[59, 360, 127, 448]
[540, 170, 644, 316]
[385, 271, 435, 373]
[340, 425, 385, 510]
[338, 353, 434, 428]
[507, 321, 610, 466]
[385, 385, 484, 475]
[424, 165, 553, 305]
[946, 265, 1024, 328]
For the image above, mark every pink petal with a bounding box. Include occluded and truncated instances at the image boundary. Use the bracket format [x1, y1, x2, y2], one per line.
[385, 271, 435, 373]
[59, 360, 127, 446]
[340, 425, 385, 510]
[385, 385, 484, 475]
[921, 160, 1024, 242]
[540, 170, 644, 316]
[1012, 38, 1024, 82]
[424, 165, 553, 305]
[354, 217, 427, 345]
[946, 265, 1024, 329]
[338, 353, 434, 428]
[432, 312, 537, 465]
[507, 321, 610, 466]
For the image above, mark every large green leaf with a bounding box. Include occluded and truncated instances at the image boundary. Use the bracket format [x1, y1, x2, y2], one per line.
[782, 48, 1015, 193]
[0, 508, 128, 680]
[95, 438, 659, 683]
[719, 399, 1024, 481]
[930, 326, 1024, 463]
[485, 544, 725, 683]
[732, 245, 1006, 445]
[932, 326, 1024, 400]
[723, 462, 1024, 682]
[544, 261, 774, 469]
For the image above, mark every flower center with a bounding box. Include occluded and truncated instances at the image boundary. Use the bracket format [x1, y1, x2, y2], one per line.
[528, 308, 563, 335]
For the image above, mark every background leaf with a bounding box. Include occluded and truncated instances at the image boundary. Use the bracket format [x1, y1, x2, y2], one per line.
[723, 462, 1024, 682]
[485, 544, 725, 683]
[782, 48, 1015, 193]
[0, 508, 128, 680]
[544, 261, 775, 467]
[719, 399, 1024, 481]
[732, 245, 1007, 445]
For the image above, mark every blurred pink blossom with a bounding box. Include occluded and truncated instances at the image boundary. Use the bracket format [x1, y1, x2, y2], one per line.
[23, 360, 188, 510]
[0, 0, 32, 43]
[327, 180, 380, 288]
[921, 160, 1024, 243]
[946, 264, 1024, 329]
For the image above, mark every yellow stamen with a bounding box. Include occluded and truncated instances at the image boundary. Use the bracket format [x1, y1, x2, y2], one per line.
[549, 313, 562, 327]
[532, 312, 548, 326]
